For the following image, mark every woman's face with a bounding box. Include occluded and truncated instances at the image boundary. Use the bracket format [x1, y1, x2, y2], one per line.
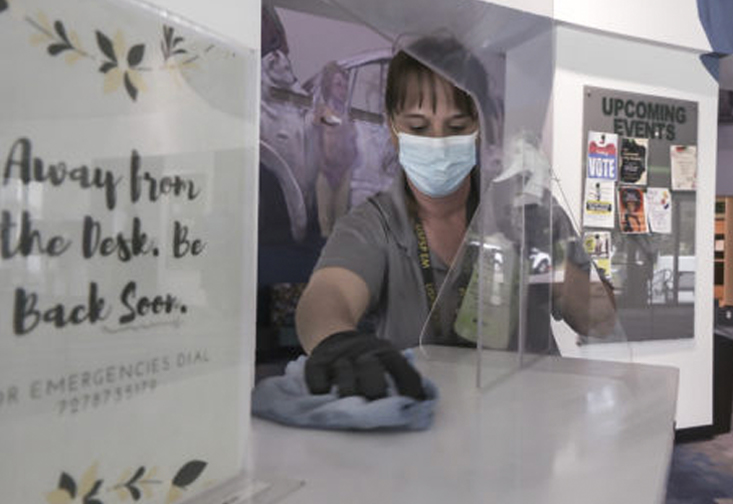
[390, 74, 478, 141]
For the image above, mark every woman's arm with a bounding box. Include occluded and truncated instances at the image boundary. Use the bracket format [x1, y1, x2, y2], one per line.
[554, 261, 617, 337]
[295, 266, 371, 353]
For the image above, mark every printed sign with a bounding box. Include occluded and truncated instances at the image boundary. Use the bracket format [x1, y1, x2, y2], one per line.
[618, 187, 648, 234]
[0, 0, 257, 502]
[583, 231, 611, 279]
[671, 145, 698, 191]
[619, 137, 648, 185]
[646, 187, 673, 234]
[583, 179, 616, 229]
[586, 131, 618, 181]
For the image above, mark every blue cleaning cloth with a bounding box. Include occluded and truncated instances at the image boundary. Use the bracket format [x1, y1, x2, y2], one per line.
[252, 350, 438, 431]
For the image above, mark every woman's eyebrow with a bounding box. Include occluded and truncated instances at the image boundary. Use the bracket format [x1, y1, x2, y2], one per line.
[400, 113, 428, 119]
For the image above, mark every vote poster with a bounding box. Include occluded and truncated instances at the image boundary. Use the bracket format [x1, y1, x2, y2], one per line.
[586, 131, 618, 181]
[618, 187, 648, 234]
[619, 137, 648, 185]
[0, 0, 258, 502]
[646, 187, 673, 234]
[582, 179, 616, 229]
[670, 144, 698, 191]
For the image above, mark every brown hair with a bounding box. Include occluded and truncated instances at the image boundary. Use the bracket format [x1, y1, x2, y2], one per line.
[385, 37, 486, 120]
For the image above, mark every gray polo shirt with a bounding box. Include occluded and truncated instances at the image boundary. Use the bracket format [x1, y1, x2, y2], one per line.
[314, 171, 583, 351]
[314, 171, 449, 349]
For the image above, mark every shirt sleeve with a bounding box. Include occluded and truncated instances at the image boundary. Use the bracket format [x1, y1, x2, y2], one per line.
[313, 202, 388, 309]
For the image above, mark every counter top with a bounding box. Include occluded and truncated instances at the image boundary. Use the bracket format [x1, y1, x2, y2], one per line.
[251, 346, 678, 504]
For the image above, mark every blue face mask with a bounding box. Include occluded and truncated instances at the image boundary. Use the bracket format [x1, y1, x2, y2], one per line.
[396, 131, 478, 198]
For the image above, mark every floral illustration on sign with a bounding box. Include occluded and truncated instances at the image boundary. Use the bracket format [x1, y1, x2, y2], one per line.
[45, 460, 207, 504]
[1, 3, 209, 102]
[45, 463, 103, 504]
[95, 30, 146, 100]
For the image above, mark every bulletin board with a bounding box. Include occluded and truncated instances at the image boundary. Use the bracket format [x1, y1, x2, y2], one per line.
[581, 86, 698, 342]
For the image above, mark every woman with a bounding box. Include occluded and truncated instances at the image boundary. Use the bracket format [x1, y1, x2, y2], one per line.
[296, 42, 615, 401]
[296, 45, 482, 401]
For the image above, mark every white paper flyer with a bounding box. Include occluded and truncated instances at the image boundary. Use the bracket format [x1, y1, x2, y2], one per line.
[670, 145, 697, 191]
[646, 187, 673, 234]
[583, 179, 616, 229]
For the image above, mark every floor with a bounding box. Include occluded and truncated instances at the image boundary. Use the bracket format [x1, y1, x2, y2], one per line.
[667, 428, 733, 503]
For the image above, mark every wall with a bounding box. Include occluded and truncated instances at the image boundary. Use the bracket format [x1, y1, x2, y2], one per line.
[554, 0, 711, 52]
[476, 0, 712, 53]
[551, 24, 718, 429]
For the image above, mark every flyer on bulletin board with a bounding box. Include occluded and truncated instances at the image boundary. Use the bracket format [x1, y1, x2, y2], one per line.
[582, 231, 611, 279]
[646, 187, 673, 234]
[583, 179, 615, 229]
[619, 137, 648, 185]
[618, 186, 648, 233]
[586, 131, 618, 181]
[671, 145, 697, 191]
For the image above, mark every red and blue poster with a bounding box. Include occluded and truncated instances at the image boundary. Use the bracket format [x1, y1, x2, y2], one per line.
[586, 131, 618, 181]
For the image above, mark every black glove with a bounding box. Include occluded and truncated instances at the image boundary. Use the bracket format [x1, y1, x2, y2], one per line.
[305, 331, 426, 401]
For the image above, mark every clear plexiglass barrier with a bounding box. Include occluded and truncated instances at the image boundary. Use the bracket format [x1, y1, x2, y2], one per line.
[269, 0, 635, 385]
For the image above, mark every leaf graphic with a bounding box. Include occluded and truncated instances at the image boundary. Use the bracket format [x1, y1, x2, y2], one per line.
[46, 489, 73, 504]
[79, 463, 99, 497]
[37, 11, 52, 32]
[128, 485, 141, 501]
[85, 479, 103, 498]
[129, 466, 145, 485]
[65, 52, 82, 65]
[173, 36, 184, 47]
[123, 72, 138, 101]
[127, 70, 147, 93]
[99, 61, 116, 74]
[163, 25, 173, 46]
[172, 460, 207, 488]
[30, 32, 50, 46]
[58, 472, 77, 499]
[166, 486, 183, 504]
[95, 31, 116, 62]
[173, 49, 187, 56]
[115, 487, 128, 501]
[69, 31, 82, 49]
[82, 479, 103, 504]
[48, 43, 69, 56]
[127, 44, 145, 67]
[54, 21, 70, 43]
[103, 67, 123, 93]
[0, 0, 8, 14]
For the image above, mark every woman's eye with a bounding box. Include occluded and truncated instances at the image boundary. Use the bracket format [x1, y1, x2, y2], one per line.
[409, 125, 428, 133]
